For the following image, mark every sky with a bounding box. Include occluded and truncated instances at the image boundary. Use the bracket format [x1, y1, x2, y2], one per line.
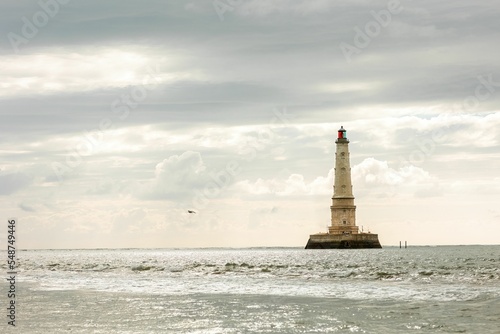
[1, 0, 499, 249]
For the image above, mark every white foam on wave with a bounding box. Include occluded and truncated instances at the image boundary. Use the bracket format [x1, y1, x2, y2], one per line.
[16, 246, 500, 303]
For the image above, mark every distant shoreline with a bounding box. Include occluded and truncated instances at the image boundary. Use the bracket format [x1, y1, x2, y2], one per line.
[5, 244, 500, 252]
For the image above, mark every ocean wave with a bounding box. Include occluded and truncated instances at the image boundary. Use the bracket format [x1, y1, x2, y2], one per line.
[12, 247, 500, 294]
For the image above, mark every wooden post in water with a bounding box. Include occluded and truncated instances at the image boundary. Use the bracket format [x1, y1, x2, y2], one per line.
[405, 241, 407, 248]
[399, 241, 401, 248]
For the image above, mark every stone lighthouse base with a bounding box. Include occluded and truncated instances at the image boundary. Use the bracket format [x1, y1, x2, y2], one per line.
[305, 233, 382, 249]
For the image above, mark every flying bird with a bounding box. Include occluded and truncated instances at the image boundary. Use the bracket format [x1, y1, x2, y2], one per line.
[187, 210, 196, 214]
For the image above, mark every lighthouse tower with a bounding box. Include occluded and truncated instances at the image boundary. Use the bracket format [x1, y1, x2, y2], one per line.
[305, 126, 382, 249]
[329, 126, 358, 235]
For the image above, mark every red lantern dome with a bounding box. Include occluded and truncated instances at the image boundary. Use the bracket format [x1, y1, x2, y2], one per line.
[337, 126, 347, 139]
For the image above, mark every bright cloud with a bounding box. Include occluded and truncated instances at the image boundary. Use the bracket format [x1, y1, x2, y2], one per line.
[1, 0, 499, 248]
[0, 48, 187, 97]
[352, 158, 433, 186]
[235, 169, 333, 197]
[140, 151, 209, 201]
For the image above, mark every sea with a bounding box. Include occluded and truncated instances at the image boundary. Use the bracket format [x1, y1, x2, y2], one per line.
[1, 246, 499, 333]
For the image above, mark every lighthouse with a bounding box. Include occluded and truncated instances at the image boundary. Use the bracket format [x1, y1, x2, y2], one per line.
[305, 126, 382, 249]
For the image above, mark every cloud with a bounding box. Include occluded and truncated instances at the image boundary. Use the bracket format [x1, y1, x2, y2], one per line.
[1, 0, 499, 248]
[0, 48, 176, 97]
[235, 156, 438, 200]
[0, 171, 32, 195]
[351, 158, 442, 199]
[238, 0, 335, 17]
[352, 158, 432, 186]
[140, 151, 210, 201]
[235, 169, 333, 197]
[18, 202, 36, 212]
